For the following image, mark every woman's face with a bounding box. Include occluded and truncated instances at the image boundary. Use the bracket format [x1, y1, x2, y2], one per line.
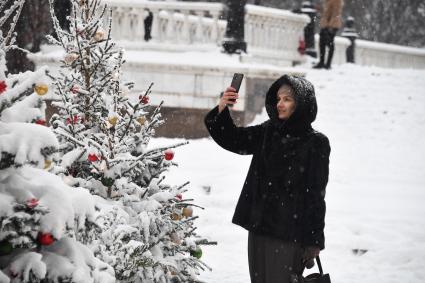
[276, 85, 296, 120]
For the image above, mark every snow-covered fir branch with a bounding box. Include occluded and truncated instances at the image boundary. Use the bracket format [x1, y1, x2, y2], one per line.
[0, 0, 25, 51]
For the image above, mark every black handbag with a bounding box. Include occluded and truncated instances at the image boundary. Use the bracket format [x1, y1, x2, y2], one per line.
[291, 256, 331, 283]
[303, 256, 331, 283]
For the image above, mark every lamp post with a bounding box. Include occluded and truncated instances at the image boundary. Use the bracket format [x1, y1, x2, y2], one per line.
[222, 0, 247, 54]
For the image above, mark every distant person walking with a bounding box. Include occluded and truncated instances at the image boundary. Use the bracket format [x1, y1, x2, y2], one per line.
[314, 0, 344, 69]
[204, 75, 331, 283]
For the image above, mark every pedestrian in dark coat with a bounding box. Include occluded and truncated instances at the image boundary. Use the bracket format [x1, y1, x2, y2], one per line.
[313, 0, 344, 69]
[204, 74, 331, 283]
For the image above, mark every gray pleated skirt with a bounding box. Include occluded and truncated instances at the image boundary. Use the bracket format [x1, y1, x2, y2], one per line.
[248, 232, 304, 283]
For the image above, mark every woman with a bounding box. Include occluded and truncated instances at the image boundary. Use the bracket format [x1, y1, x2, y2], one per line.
[204, 74, 331, 283]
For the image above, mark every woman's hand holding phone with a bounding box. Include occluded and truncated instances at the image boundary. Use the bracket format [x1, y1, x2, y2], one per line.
[218, 87, 239, 113]
[218, 73, 244, 113]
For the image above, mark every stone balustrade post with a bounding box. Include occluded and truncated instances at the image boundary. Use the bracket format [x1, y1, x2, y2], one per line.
[210, 10, 220, 45]
[341, 16, 359, 63]
[195, 11, 205, 43]
[110, 7, 121, 39]
[181, 11, 190, 44]
[150, 8, 160, 42]
[130, 8, 143, 40]
[166, 10, 175, 42]
[121, 7, 132, 40]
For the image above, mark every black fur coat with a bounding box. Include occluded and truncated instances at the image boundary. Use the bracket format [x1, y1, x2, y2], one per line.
[204, 75, 330, 249]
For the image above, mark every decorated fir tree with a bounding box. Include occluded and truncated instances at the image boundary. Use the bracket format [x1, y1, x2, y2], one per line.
[47, 0, 215, 281]
[0, 1, 114, 282]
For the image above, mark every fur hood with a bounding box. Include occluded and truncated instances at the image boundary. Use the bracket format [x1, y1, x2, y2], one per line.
[265, 74, 317, 133]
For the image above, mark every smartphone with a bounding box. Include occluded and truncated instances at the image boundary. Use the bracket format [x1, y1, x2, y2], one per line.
[231, 73, 244, 92]
[228, 73, 244, 105]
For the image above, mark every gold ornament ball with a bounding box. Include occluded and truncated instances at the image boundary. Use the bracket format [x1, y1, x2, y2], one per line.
[171, 213, 182, 221]
[111, 71, 120, 81]
[120, 87, 129, 97]
[35, 84, 49, 96]
[94, 29, 105, 41]
[64, 52, 78, 64]
[44, 160, 52, 169]
[136, 116, 146, 125]
[182, 207, 193, 218]
[170, 232, 182, 245]
[108, 116, 118, 126]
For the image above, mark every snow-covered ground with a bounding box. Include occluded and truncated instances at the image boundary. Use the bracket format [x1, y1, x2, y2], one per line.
[153, 64, 425, 283]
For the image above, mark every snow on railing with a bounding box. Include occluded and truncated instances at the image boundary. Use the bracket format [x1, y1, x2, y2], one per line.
[355, 39, 425, 69]
[243, 4, 310, 65]
[102, 0, 226, 51]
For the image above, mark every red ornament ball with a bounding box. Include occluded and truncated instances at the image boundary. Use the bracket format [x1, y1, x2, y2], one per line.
[71, 85, 79, 94]
[88, 154, 99, 162]
[164, 149, 174, 161]
[0, 81, 6, 94]
[37, 232, 54, 246]
[66, 115, 80, 125]
[26, 198, 39, 209]
[139, 95, 149, 104]
[176, 194, 183, 201]
[35, 119, 46, 126]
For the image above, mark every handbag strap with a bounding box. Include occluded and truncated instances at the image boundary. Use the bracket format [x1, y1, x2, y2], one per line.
[316, 256, 324, 275]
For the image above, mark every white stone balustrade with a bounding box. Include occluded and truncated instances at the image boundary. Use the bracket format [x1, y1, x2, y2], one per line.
[102, 0, 226, 52]
[102, 1, 310, 66]
[354, 39, 425, 69]
[243, 4, 310, 66]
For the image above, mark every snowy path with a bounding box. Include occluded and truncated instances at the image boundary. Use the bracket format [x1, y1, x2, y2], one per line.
[153, 64, 425, 283]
